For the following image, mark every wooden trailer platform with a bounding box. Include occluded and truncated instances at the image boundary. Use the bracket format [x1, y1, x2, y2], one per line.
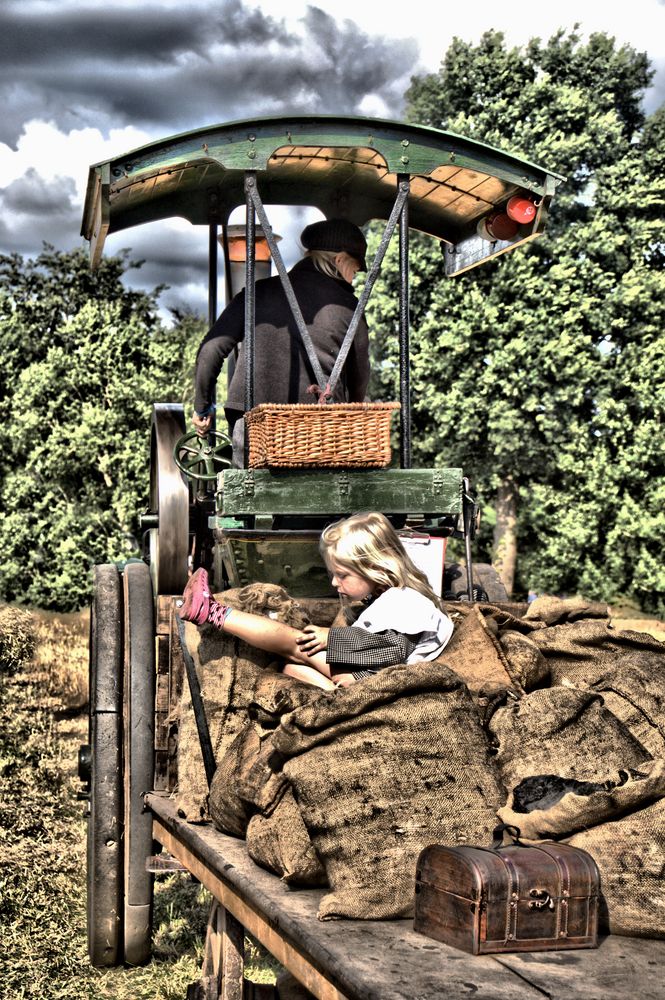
[146, 792, 665, 1000]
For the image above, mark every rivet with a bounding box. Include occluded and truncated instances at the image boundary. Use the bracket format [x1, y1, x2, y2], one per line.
[401, 155, 409, 164]
[449, 152, 456, 161]
[508, 933, 514, 939]
[248, 149, 256, 159]
[402, 139, 409, 147]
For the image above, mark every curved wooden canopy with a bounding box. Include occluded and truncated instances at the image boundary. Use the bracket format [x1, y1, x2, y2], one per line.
[81, 115, 563, 273]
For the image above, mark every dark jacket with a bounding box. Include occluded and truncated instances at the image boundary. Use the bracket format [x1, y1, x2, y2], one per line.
[194, 257, 370, 416]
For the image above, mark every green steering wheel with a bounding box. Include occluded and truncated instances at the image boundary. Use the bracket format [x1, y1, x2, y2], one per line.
[173, 429, 232, 482]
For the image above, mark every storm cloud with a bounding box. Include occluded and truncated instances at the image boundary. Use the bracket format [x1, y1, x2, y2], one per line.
[0, 0, 418, 147]
[0, 0, 421, 315]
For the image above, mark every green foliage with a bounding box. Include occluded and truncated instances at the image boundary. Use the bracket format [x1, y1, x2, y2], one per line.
[0, 247, 205, 611]
[370, 29, 664, 612]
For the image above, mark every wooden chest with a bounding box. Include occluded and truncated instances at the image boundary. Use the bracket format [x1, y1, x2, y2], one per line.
[414, 827, 600, 955]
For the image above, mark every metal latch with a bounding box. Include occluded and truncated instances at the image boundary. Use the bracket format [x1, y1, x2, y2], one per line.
[529, 888, 555, 910]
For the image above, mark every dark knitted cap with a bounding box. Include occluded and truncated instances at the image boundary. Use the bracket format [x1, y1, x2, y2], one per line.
[300, 218, 367, 270]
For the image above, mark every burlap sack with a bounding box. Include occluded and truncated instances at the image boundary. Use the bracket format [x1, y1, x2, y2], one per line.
[524, 594, 611, 626]
[442, 601, 543, 636]
[567, 781, 665, 938]
[529, 619, 665, 688]
[440, 603, 521, 696]
[497, 759, 665, 840]
[246, 787, 327, 886]
[488, 686, 652, 792]
[208, 669, 319, 836]
[209, 721, 262, 837]
[497, 630, 550, 691]
[585, 661, 665, 759]
[271, 659, 503, 920]
[176, 583, 316, 821]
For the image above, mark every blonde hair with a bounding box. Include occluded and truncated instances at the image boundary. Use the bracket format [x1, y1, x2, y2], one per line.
[305, 249, 343, 280]
[320, 512, 441, 606]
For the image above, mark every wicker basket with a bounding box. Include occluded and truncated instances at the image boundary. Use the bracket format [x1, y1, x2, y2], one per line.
[245, 401, 400, 469]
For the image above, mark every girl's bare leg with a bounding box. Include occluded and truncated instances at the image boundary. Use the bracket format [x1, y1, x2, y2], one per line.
[282, 662, 336, 690]
[222, 609, 333, 677]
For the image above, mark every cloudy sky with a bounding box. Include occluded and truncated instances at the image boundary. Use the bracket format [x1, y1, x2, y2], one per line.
[1, 0, 664, 321]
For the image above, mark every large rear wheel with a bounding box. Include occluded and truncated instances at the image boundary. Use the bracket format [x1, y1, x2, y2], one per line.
[84, 563, 123, 967]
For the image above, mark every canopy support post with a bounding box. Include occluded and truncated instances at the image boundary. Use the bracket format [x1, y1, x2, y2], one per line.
[207, 192, 219, 434]
[398, 176, 411, 469]
[243, 175, 257, 466]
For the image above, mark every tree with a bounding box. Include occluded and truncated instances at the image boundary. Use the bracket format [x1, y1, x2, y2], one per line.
[520, 106, 665, 611]
[367, 29, 663, 610]
[0, 247, 204, 610]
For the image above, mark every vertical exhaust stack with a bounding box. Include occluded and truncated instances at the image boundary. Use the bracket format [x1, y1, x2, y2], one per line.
[221, 225, 281, 299]
[220, 225, 281, 389]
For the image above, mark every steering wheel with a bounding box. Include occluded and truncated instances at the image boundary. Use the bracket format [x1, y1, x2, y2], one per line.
[173, 429, 232, 483]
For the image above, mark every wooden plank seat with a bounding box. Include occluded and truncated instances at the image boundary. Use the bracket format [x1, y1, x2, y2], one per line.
[146, 793, 665, 1000]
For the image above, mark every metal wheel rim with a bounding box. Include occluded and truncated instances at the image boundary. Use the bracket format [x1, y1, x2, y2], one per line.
[122, 560, 156, 965]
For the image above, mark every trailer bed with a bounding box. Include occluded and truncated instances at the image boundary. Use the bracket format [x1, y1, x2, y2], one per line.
[146, 792, 665, 1000]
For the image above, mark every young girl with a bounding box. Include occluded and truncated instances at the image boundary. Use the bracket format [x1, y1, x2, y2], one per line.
[178, 511, 453, 690]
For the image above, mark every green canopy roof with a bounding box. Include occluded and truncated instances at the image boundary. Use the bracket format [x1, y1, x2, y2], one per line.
[82, 115, 563, 274]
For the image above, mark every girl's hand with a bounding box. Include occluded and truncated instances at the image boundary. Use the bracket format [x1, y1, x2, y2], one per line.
[332, 673, 357, 687]
[296, 624, 330, 655]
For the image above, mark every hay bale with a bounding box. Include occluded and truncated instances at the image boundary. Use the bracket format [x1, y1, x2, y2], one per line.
[0, 604, 35, 674]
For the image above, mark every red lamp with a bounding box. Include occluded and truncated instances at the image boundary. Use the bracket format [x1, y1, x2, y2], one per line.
[506, 195, 537, 224]
[479, 211, 519, 241]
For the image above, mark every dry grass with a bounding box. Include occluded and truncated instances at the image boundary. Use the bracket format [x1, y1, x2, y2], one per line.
[0, 603, 35, 675]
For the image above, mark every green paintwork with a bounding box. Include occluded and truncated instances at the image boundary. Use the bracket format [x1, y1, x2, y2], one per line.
[218, 467, 463, 517]
[81, 115, 563, 270]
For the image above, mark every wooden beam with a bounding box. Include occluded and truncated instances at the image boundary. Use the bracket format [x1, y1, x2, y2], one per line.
[152, 815, 349, 1000]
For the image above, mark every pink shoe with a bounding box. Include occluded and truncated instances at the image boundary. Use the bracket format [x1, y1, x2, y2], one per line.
[178, 567, 211, 625]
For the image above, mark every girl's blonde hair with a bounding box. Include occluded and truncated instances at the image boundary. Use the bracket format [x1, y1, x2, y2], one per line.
[320, 511, 441, 606]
